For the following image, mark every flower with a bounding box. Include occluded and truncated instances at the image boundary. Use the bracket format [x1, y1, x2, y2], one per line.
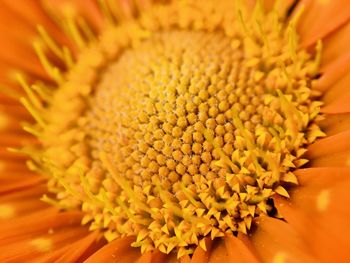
[0, 0, 350, 262]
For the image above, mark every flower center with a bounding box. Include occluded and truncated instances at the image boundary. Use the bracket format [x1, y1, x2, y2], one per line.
[27, 1, 324, 258]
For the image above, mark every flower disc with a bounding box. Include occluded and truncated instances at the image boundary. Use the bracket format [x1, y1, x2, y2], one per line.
[31, 0, 324, 257]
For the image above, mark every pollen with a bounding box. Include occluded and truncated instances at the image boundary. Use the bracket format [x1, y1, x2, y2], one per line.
[23, 0, 325, 258]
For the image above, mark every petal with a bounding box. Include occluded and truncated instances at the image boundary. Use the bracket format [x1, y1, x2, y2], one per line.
[322, 21, 350, 65]
[149, 250, 167, 263]
[320, 58, 350, 113]
[274, 167, 350, 263]
[316, 53, 350, 92]
[84, 236, 141, 263]
[180, 255, 191, 263]
[0, 226, 88, 262]
[321, 94, 350, 114]
[135, 251, 153, 263]
[0, 208, 83, 245]
[0, 1, 66, 84]
[306, 130, 350, 159]
[163, 253, 178, 263]
[306, 130, 350, 167]
[309, 150, 350, 167]
[0, 173, 45, 194]
[224, 234, 260, 263]
[208, 239, 230, 263]
[0, 184, 47, 220]
[296, 0, 350, 47]
[319, 113, 350, 136]
[250, 215, 318, 263]
[192, 238, 212, 263]
[0, 203, 97, 263]
[38, 231, 104, 263]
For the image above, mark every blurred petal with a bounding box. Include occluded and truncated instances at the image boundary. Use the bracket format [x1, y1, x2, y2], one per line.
[224, 234, 260, 263]
[208, 239, 230, 263]
[192, 238, 212, 263]
[322, 21, 350, 65]
[250, 215, 318, 263]
[316, 53, 350, 92]
[274, 167, 350, 263]
[296, 0, 350, 47]
[85, 236, 141, 262]
[319, 113, 350, 136]
[321, 57, 350, 114]
[306, 130, 350, 167]
[0, 202, 100, 262]
[135, 251, 152, 263]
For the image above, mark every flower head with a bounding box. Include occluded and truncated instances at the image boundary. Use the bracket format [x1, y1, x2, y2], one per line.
[0, 0, 350, 262]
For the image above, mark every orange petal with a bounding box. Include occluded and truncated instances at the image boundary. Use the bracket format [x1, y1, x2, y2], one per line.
[0, 226, 89, 262]
[192, 237, 212, 263]
[180, 255, 191, 263]
[250, 215, 318, 263]
[0, 2, 64, 81]
[0, 173, 45, 194]
[34, 231, 105, 263]
[136, 251, 153, 263]
[0, 208, 84, 245]
[0, 104, 31, 121]
[319, 113, 350, 136]
[0, 184, 48, 221]
[321, 93, 350, 113]
[322, 21, 350, 65]
[3, 0, 62, 35]
[296, 0, 350, 47]
[50, 231, 104, 263]
[163, 253, 178, 263]
[0, 37, 47, 80]
[306, 130, 350, 167]
[149, 250, 167, 263]
[306, 130, 350, 160]
[224, 234, 260, 263]
[274, 167, 350, 263]
[0, 133, 36, 148]
[320, 62, 350, 106]
[309, 150, 350, 167]
[0, 159, 31, 174]
[316, 53, 350, 92]
[84, 236, 141, 263]
[295, 167, 350, 189]
[208, 239, 231, 263]
[0, 3, 37, 40]
[0, 205, 94, 263]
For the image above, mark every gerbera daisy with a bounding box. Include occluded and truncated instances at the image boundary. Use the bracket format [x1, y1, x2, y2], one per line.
[1, 0, 349, 262]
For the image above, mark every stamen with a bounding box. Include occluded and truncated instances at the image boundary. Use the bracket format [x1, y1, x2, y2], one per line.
[37, 25, 65, 60]
[33, 41, 63, 83]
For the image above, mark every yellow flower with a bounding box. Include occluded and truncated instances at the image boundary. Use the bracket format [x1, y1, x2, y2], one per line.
[0, 0, 350, 262]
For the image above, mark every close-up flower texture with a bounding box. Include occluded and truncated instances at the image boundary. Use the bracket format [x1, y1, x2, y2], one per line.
[0, 0, 350, 262]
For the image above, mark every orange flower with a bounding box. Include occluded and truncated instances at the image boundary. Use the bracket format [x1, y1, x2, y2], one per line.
[0, 0, 350, 262]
